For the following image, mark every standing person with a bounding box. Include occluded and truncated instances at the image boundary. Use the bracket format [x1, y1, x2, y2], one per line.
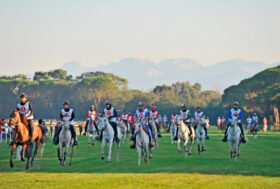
[130, 102, 153, 149]
[222, 101, 247, 143]
[173, 103, 192, 141]
[263, 117, 268, 132]
[103, 100, 119, 142]
[53, 101, 78, 145]
[50, 120, 54, 138]
[85, 105, 98, 135]
[194, 106, 209, 139]
[246, 116, 252, 130]
[217, 117, 221, 128]
[10, 93, 34, 146]
[79, 123, 83, 136]
[149, 105, 161, 137]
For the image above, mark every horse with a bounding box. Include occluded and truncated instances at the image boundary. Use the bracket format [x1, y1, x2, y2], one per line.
[9, 110, 43, 169]
[134, 121, 150, 165]
[176, 117, 195, 158]
[119, 120, 129, 143]
[170, 119, 177, 144]
[227, 115, 241, 160]
[250, 122, 258, 139]
[195, 116, 206, 154]
[149, 119, 158, 148]
[87, 118, 97, 146]
[98, 117, 122, 162]
[57, 117, 75, 166]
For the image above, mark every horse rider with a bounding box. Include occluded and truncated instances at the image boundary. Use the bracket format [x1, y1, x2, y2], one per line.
[120, 110, 129, 130]
[169, 111, 178, 131]
[163, 115, 168, 125]
[10, 93, 34, 146]
[130, 102, 154, 149]
[222, 101, 247, 143]
[53, 100, 78, 145]
[103, 100, 120, 143]
[149, 105, 161, 137]
[193, 106, 210, 139]
[251, 113, 259, 130]
[173, 103, 193, 141]
[246, 116, 252, 127]
[85, 105, 98, 135]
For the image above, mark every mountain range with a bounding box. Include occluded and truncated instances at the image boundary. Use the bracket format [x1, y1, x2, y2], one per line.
[61, 58, 279, 92]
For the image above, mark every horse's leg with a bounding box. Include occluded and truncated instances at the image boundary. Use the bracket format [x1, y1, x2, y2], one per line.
[63, 144, 69, 166]
[178, 139, 182, 152]
[146, 145, 150, 164]
[184, 139, 188, 158]
[88, 131, 91, 147]
[101, 140, 105, 160]
[189, 139, 194, 156]
[92, 131, 95, 146]
[69, 145, 75, 166]
[10, 144, 17, 168]
[202, 138, 205, 151]
[197, 138, 200, 154]
[40, 143, 45, 159]
[116, 142, 120, 162]
[25, 145, 31, 170]
[107, 139, 113, 162]
[31, 139, 40, 167]
[21, 144, 27, 161]
[57, 146, 62, 162]
[137, 145, 141, 166]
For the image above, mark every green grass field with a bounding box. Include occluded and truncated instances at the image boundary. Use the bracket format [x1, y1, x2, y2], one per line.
[0, 127, 280, 188]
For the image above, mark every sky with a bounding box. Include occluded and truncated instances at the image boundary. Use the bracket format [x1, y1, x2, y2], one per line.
[0, 0, 279, 75]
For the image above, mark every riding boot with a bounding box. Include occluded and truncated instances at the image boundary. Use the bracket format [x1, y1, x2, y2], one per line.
[204, 127, 210, 139]
[187, 125, 193, 137]
[28, 120, 34, 144]
[239, 123, 247, 143]
[173, 128, 178, 141]
[70, 125, 78, 145]
[84, 121, 88, 136]
[130, 138, 136, 149]
[53, 126, 62, 145]
[149, 136, 154, 148]
[222, 123, 230, 142]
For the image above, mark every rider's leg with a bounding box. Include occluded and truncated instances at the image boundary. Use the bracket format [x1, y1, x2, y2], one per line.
[187, 124, 193, 136]
[53, 126, 62, 145]
[28, 119, 34, 143]
[145, 124, 154, 147]
[156, 123, 162, 137]
[239, 123, 247, 143]
[222, 122, 230, 142]
[94, 120, 99, 135]
[111, 122, 120, 143]
[70, 125, 78, 145]
[173, 127, 178, 141]
[130, 130, 137, 149]
[84, 121, 88, 135]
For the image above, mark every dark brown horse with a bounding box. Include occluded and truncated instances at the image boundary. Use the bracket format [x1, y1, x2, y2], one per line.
[9, 110, 43, 169]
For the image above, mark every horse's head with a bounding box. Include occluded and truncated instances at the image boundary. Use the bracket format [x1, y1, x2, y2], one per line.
[176, 116, 184, 128]
[230, 115, 238, 127]
[199, 116, 206, 127]
[98, 116, 109, 130]
[9, 110, 20, 126]
[134, 121, 142, 134]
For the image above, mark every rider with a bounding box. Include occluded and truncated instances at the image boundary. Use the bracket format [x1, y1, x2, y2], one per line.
[11, 93, 34, 145]
[194, 106, 209, 139]
[120, 110, 129, 129]
[163, 115, 168, 125]
[130, 102, 154, 149]
[222, 101, 247, 143]
[103, 100, 120, 143]
[246, 116, 252, 129]
[173, 103, 192, 141]
[169, 111, 177, 131]
[251, 113, 259, 130]
[149, 105, 161, 137]
[53, 100, 78, 145]
[85, 105, 98, 135]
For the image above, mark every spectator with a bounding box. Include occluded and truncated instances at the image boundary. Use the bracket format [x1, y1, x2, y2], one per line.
[263, 117, 268, 132]
[79, 123, 83, 136]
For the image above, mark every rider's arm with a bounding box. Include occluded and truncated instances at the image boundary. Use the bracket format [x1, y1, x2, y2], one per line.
[59, 112, 63, 121]
[113, 108, 118, 118]
[25, 102, 34, 117]
[70, 111, 75, 121]
[238, 111, 243, 122]
[227, 110, 232, 122]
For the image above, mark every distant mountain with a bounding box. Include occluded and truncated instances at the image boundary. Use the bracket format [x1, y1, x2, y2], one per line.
[61, 58, 279, 91]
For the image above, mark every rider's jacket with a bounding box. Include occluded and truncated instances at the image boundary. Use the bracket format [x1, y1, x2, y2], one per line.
[227, 108, 243, 122]
[163, 116, 168, 122]
[60, 108, 75, 125]
[17, 101, 34, 119]
[194, 111, 204, 121]
[180, 109, 191, 121]
[251, 116, 258, 123]
[135, 109, 148, 125]
[247, 118, 252, 124]
[149, 110, 159, 123]
[120, 113, 128, 121]
[170, 114, 177, 121]
[104, 106, 118, 122]
[86, 110, 97, 121]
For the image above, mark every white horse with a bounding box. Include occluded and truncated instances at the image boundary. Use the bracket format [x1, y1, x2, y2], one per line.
[134, 122, 150, 166]
[195, 117, 206, 154]
[119, 121, 129, 143]
[177, 117, 195, 158]
[170, 119, 177, 144]
[57, 118, 75, 166]
[227, 115, 241, 160]
[87, 118, 97, 146]
[149, 119, 158, 148]
[98, 117, 122, 162]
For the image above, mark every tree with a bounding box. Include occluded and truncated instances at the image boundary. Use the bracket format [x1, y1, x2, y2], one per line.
[48, 69, 68, 80]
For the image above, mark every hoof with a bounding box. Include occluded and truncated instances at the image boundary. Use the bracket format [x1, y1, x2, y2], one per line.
[101, 156, 104, 160]
[107, 160, 111, 163]
[21, 158, 25, 162]
[179, 150, 182, 153]
[188, 153, 192, 156]
[25, 166, 29, 170]
[10, 162, 14, 168]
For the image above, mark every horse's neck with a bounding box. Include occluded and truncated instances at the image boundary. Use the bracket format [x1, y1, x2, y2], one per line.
[104, 122, 112, 134]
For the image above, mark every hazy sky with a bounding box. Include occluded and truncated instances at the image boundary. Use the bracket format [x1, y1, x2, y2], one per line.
[0, 0, 279, 75]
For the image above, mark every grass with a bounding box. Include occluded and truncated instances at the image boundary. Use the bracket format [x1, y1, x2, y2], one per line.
[0, 127, 279, 188]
